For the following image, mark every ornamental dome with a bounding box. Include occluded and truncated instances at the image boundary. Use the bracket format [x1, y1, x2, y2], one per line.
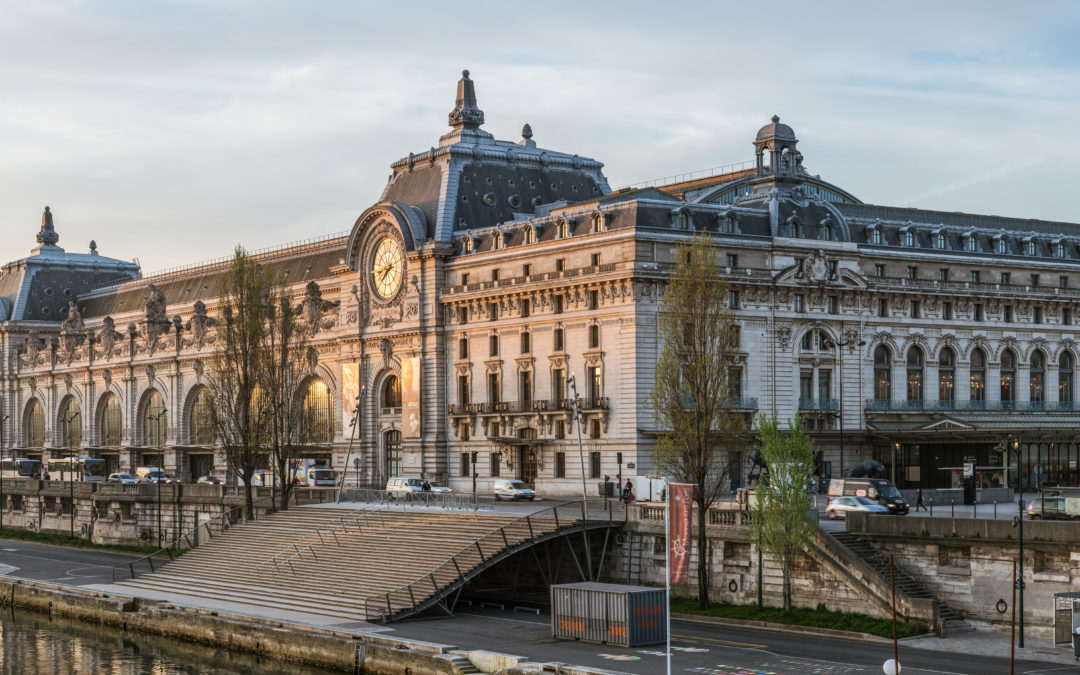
[755, 115, 797, 143]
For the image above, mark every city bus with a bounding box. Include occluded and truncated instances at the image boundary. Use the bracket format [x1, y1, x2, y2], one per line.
[46, 457, 107, 482]
[0, 458, 43, 480]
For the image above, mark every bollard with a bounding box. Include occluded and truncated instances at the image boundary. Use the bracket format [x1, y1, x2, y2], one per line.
[994, 501, 997, 518]
[930, 499, 933, 517]
[951, 501, 954, 518]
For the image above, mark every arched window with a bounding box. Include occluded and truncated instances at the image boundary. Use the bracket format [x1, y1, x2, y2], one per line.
[906, 347, 923, 403]
[25, 399, 45, 448]
[99, 394, 122, 446]
[300, 378, 333, 444]
[58, 396, 81, 448]
[385, 429, 402, 478]
[903, 230, 915, 247]
[873, 346, 891, 401]
[996, 238, 1007, 255]
[965, 236, 977, 252]
[1060, 352, 1074, 406]
[1030, 350, 1046, 405]
[938, 347, 955, 406]
[869, 228, 882, 245]
[1056, 242, 1066, 259]
[1027, 240, 1037, 256]
[189, 387, 214, 445]
[1000, 349, 1016, 406]
[934, 233, 946, 250]
[970, 348, 986, 405]
[142, 390, 167, 446]
[382, 375, 401, 409]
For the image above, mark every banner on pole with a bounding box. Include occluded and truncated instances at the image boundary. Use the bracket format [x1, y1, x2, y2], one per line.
[342, 363, 360, 430]
[668, 483, 694, 585]
[401, 356, 421, 438]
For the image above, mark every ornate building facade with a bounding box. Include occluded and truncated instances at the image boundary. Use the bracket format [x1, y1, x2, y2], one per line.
[2, 72, 1077, 495]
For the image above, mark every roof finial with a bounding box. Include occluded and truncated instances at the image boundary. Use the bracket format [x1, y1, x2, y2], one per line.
[37, 206, 59, 247]
[448, 68, 485, 130]
[771, 114, 780, 123]
[522, 123, 532, 140]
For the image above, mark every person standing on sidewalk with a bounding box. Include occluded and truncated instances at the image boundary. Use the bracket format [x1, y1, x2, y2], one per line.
[915, 486, 927, 512]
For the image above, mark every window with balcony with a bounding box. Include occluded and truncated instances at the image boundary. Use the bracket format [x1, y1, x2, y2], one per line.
[799, 371, 813, 405]
[458, 375, 470, 406]
[818, 369, 832, 405]
[556, 258, 565, 272]
[1000, 349, 1016, 405]
[587, 365, 602, 404]
[874, 346, 891, 401]
[461, 272, 470, 285]
[906, 347, 923, 403]
[1060, 352, 1074, 404]
[938, 347, 955, 405]
[487, 372, 501, 405]
[970, 348, 986, 404]
[519, 370, 532, 405]
[552, 368, 566, 406]
[1030, 350, 1045, 404]
[728, 367, 742, 403]
[492, 269, 500, 281]
[591, 252, 601, 266]
[523, 263, 532, 276]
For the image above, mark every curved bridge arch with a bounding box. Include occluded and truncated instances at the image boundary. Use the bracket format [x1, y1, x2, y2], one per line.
[365, 501, 626, 623]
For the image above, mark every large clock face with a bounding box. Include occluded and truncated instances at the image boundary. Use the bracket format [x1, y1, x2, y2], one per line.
[371, 237, 404, 299]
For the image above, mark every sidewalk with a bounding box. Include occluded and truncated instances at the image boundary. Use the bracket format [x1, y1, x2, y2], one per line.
[903, 630, 1079, 667]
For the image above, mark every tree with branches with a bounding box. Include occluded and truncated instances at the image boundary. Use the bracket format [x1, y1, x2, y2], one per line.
[261, 288, 313, 512]
[650, 233, 745, 608]
[206, 246, 270, 519]
[750, 412, 817, 613]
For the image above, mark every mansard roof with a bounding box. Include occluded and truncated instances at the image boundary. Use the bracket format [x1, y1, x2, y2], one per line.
[0, 207, 140, 322]
[378, 70, 611, 243]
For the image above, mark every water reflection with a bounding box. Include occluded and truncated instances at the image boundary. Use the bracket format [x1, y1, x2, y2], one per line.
[0, 607, 342, 674]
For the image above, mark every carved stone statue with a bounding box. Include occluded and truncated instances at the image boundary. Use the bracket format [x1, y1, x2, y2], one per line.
[301, 281, 340, 334]
[24, 334, 40, 363]
[144, 284, 171, 347]
[60, 301, 86, 355]
[99, 316, 122, 360]
[184, 301, 218, 349]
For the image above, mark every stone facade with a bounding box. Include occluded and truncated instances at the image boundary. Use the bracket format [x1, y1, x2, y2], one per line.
[1, 71, 1079, 495]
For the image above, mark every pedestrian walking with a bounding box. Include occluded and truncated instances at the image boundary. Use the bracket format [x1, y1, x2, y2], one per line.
[916, 486, 927, 512]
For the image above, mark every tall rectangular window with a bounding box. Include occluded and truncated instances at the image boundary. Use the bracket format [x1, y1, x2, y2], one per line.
[591, 252, 601, 266]
[589, 290, 599, 309]
[556, 258, 565, 272]
[490, 453, 501, 477]
[519, 370, 532, 404]
[726, 254, 738, 268]
[878, 299, 887, 318]
[939, 268, 949, 281]
[589, 451, 601, 478]
[458, 337, 468, 359]
[461, 272, 470, 286]
[729, 290, 739, 310]
[874, 264, 885, 278]
[488, 303, 497, 321]
[460, 453, 470, 477]
[492, 269, 500, 281]
[907, 266, 917, 279]
[1065, 308, 1073, 326]
[974, 304, 984, 321]
[728, 367, 742, 402]
[487, 372, 500, 404]
[523, 263, 532, 276]
[1001, 272, 1010, 284]
[587, 365, 602, 404]
[1034, 307, 1043, 324]
[552, 368, 566, 405]
[911, 300, 920, 319]
[553, 295, 564, 314]
[971, 271, 980, 283]
[1061, 275, 1069, 289]
[818, 370, 831, 404]
[521, 300, 530, 317]
[1004, 306, 1013, 323]
[942, 302, 952, 320]
[555, 452, 566, 478]
[553, 328, 564, 351]
[795, 295, 805, 313]
[588, 324, 600, 348]
[489, 334, 498, 356]
[1031, 274, 1040, 286]
[458, 375, 470, 406]
[520, 331, 531, 354]
[827, 296, 838, 315]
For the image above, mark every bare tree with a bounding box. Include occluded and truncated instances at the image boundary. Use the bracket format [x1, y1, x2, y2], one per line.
[261, 289, 313, 512]
[206, 246, 270, 519]
[650, 233, 745, 608]
[751, 412, 816, 613]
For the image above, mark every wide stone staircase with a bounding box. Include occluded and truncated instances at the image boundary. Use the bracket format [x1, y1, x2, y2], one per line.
[116, 504, 588, 624]
[830, 532, 974, 635]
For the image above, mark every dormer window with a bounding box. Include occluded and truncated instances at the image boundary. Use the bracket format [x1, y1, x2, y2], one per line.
[868, 227, 882, 245]
[965, 234, 977, 252]
[720, 213, 737, 234]
[525, 226, 536, 245]
[933, 232, 946, 250]
[593, 211, 610, 233]
[558, 219, 571, 239]
[996, 238, 1008, 255]
[1055, 241, 1066, 258]
[787, 216, 802, 238]
[461, 235, 474, 254]
[1026, 239, 1037, 257]
[902, 230, 915, 247]
[494, 230, 505, 250]
[821, 221, 833, 241]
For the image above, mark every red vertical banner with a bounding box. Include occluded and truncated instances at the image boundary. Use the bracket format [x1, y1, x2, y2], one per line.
[669, 483, 694, 585]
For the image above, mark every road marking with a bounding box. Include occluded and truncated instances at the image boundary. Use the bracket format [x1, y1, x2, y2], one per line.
[672, 633, 769, 649]
[0, 563, 19, 575]
[1023, 668, 1080, 674]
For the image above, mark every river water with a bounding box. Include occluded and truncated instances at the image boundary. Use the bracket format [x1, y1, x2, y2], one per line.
[0, 606, 343, 674]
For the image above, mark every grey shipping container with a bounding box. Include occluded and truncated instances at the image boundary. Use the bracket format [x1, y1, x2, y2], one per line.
[550, 582, 667, 647]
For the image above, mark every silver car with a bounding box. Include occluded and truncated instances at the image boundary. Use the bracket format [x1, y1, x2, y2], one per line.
[826, 495, 890, 519]
[107, 472, 139, 484]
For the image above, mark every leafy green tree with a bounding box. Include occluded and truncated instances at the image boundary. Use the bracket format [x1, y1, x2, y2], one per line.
[206, 246, 271, 518]
[750, 412, 817, 613]
[650, 234, 745, 608]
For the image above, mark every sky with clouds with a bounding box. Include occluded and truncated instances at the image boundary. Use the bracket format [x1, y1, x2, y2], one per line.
[0, 1, 1077, 273]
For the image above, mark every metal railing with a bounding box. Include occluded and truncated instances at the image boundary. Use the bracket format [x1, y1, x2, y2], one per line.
[111, 497, 273, 582]
[362, 500, 624, 622]
[798, 397, 839, 411]
[337, 489, 496, 511]
[865, 399, 1080, 412]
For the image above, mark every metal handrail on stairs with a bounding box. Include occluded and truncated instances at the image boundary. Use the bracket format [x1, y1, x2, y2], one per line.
[111, 496, 274, 582]
[363, 499, 625, 622]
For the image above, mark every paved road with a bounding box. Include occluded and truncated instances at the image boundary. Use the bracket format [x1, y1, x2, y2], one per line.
[0, 540, 142, 586]
[386, 607, 1073, 675]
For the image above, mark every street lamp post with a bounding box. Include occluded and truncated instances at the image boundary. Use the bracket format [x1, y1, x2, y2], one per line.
[995, 434, 1024, 648]
[338, 387, 365, 503]
[147, 409, 166, 548]
[566, 374, 589, 520]
[62, 411, 80, 539]
[0, 413, 8, 533]
[824, 337, 866, 479]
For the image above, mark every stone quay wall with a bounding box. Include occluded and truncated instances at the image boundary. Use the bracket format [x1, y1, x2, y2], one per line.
[610, 504, 935, 626]
[847, 511, 1080, 638]
[0, 478, 336, 547]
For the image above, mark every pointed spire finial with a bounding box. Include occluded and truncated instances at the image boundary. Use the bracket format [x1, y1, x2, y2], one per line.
[448, 68, 485, 130]
[522, 123, 533, 140]
[37, 205, 59, 247]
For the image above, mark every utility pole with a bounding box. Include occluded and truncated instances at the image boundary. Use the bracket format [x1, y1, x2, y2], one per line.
[63, 411, 80, 539]
[147, 408, 166, 548]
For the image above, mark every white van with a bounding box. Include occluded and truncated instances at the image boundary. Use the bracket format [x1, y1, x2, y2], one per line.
[386, 476, 426, 499]
[134, 466, 177, 483]
[493, 478, 536, 501]
[295, 467, 337, 486]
